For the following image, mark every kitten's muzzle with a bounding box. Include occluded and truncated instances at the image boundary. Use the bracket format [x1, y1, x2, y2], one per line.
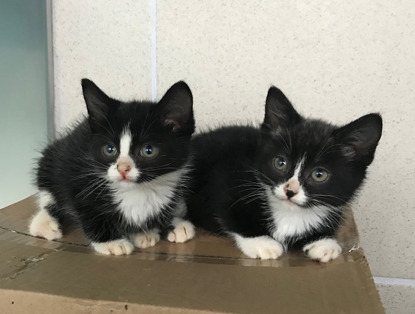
[283, 178, 300, 199]
[117, 158, 132, 177]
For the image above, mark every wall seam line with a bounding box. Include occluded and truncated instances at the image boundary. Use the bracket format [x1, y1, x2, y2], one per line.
[46, 0, 55, 140]
[150, 0, 157, 101]
[374, 276, 415, 288]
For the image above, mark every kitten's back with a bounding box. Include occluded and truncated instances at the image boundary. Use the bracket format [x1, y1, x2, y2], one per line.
[188, 126, 262, 233]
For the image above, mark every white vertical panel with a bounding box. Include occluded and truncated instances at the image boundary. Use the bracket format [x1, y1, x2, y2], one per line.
[53, 0, 152, 133]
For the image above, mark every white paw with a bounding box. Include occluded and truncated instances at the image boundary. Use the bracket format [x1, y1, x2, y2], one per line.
[167, 218, 195, 243]
[29, 208, 62, 240]
[133, 230, 160, 249]
[233, 234, 284, 260]
[91, 239, 134, 255]
[303, 238, 342, 263]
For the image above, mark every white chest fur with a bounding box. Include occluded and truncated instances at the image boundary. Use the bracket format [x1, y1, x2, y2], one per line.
[111, 167, 188, 226]
[265, 188, 330, 243]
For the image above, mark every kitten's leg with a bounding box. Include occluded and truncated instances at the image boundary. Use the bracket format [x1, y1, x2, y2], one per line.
[80, 212, 134, 256]
[133, 229, 161, 249]
[231, 233, 284, 260]
[91, 239, 134, 256]
[166, 217, 196, 243]
[166, 198, 195, 243]
[303, 238, 342, 263]
[29, 190, 63, 240]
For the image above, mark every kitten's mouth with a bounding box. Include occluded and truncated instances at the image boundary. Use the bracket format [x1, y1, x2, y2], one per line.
[275, 195, 303, 208]
[272, 190, 299, 206]
[282, 198, 299, 207]
[118, 177, 135, 184]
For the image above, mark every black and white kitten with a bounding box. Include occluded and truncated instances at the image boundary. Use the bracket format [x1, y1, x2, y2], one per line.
[187, 86, 382, 262]
[30, 79, 196, 255]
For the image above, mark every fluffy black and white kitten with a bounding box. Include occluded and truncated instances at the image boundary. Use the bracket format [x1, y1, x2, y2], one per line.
[30, 79, 196, 255]
[187, 86, 382, 262]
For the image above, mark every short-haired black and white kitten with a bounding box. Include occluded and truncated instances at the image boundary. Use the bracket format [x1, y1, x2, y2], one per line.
[187, 86, 382, 262]
[30, 79, 196, 255]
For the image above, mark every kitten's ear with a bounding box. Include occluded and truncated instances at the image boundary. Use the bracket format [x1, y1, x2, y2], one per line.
[157, 81, 194, 132]
[333, 113, 383, 165]
[81, 79, 117, 124]
[262, 86, 301, 132]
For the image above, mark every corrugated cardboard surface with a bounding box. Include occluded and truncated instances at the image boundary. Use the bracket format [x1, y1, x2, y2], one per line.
[0, 197, 385, 313]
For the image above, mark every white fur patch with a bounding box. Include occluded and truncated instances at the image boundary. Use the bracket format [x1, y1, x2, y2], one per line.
[29, 191, 62, 240]
[167, 218, 195, 243]
[111, 167, 189, 226]
[119, 129, 132, 157]
[274, 181, 307, 205]
[91, 239, 134, 255]
[37, 190, 54, 209]
[107, 129, 140, 183]
[133, 229, 160, 248]
[266, 188, 330, 243]
[303, 238, 342, 262]
[232, 233, 284, 260]
[293, 157, 305, 178]
[274, 157, 307, 206]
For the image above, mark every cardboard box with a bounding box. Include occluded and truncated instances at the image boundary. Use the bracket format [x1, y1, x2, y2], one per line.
[0, 196, 385, 313]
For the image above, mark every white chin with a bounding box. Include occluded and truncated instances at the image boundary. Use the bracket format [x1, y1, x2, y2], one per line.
[120, 179, 136, 185]
[111, 179, 136, 187]
[276, 196, 300, 207]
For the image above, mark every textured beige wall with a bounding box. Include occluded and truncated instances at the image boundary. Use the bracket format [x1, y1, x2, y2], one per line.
[53, 0, 151, 133]
[157, 0, 415, 275]
[54, 1, 415, 312]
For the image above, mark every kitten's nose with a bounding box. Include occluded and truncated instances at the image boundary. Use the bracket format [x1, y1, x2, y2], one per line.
[284, 178, 300, 198]
[117, 160, 131, 176]
[286, 190, 295, 198]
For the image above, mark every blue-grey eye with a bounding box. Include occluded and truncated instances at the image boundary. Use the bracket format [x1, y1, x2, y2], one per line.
[140, 144, 159, 159]
[102, 144, 117, 157]
[311, 168, 329, 182]
[274, 156, 288, 171]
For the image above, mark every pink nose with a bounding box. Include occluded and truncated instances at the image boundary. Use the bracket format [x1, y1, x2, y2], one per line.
[117, 161, 131, 177]
[283, 178, 300, 198]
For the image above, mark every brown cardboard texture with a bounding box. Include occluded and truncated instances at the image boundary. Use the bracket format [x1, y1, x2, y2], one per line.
[0, 196, 384, 313]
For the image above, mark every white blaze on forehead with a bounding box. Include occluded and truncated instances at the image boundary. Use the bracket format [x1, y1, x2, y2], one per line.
[107, 127, 141, 184]
[272, 156, 308, 206]
[119, 128, 132, 157]
[293, 156, 306, 179]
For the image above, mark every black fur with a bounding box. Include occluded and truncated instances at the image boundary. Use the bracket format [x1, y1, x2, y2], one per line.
[35, 79, 195, 244]
[187, 86, 382, 254]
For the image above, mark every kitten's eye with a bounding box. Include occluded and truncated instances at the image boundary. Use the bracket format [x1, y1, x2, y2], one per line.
[102, 144, 117, 157]
[274, 156, 288, 171]
[139, 144, 159, 159]
[311, 168, 329, 183]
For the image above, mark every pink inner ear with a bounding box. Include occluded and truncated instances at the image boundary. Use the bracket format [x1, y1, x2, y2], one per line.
[165, 119, 180, 131]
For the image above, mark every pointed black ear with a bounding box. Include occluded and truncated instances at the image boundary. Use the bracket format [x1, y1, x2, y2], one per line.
[333, 113, 383, 165]
[157, 81, 194, 132]
[262, 86, 301, 132]
[81, 79, 117, 125]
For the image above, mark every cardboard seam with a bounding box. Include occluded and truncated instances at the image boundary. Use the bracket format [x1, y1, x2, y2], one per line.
[0, 224, 366, 269]
[0, 249, 61, 282]
[0, 225, 90, 248]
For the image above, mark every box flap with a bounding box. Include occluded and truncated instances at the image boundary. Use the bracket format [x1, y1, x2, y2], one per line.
[0, 197, 384, 313]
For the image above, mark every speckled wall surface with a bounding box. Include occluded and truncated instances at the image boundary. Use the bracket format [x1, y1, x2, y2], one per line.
[53, 1, 415, 313]
[53, 0, 151, 133]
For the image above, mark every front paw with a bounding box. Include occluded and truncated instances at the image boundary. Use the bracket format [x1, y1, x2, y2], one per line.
[167, 218, 195, 243]
[29, 209, 63, 241]
[133, 230, 160, 249]
[233, 235, 284, 260]
[303, 238, 342, 263]
[91, 239, 134, 255]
